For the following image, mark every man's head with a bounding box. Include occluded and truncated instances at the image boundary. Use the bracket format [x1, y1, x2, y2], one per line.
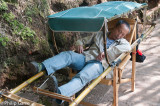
[110, 20, 130, 40]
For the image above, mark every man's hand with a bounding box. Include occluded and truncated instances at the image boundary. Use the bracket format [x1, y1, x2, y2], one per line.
[96, 52, 105, 61]
[76, 45, 84, 53]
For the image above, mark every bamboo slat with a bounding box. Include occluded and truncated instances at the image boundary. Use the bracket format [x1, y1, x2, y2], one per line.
[33, 87, 94, 106]
[119, 78, 132, 84]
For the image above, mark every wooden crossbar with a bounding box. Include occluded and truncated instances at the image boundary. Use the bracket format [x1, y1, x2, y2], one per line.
[33, 87, 94, 106]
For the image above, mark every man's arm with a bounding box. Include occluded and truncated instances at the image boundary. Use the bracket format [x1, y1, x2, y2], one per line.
[97, 39, 131, 61]
[75, 33, 95, 53]
[107, 39, 131, 61]
[96, 52, 105, 61]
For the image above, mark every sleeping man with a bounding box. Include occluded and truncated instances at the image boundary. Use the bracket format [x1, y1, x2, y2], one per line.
[30, 20, 131, 104]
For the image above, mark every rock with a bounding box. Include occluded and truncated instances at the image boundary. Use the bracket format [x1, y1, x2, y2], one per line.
[51, 0, 83, 11]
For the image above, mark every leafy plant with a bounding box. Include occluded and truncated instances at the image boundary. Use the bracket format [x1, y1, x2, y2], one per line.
[27, 17, 32, 23]
[2, 12, 36, 40]
[2, 12, 15, 22]
[25, 6, 39, 16]
[0, 0, 8, 11]
[4, 0, 17, 3]
[0, 34, 9, 46]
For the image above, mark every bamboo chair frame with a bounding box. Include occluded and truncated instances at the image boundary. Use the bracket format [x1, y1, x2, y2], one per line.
[69, 18, 137, 106]
[30, 17, 138, 106]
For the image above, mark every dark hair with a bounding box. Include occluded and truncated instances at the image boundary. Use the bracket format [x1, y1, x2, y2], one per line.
[116, 20, 130, 33]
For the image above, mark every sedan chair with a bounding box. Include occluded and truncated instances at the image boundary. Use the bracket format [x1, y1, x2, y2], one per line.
[0, 1, 155, 106]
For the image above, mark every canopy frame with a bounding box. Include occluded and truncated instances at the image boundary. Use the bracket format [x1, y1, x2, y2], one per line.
[48, 1, 148, 32]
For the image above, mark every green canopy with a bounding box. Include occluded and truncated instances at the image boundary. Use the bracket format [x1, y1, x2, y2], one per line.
[48, 1, 147, 32]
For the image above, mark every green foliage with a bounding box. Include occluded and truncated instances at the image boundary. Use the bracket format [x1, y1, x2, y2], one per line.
[40, 0, 48, 11]
[0, 0, 8, 11]
[32, 36, 39, 44]
[0, 33, 9, 46]
[39, 0, 50, 17]
[5, 57, 15, 67]
[54, 32, 67, 48]
[24, 0, 49, 18]
[2, 12, 15, 22]
[25, 6, 39, 16]
[4, 0, 18, 3]
[15, 41, 20, 46]
[20, 27, 36, 40]
[2, 12, 36, 40]
[27, 17, 32, 23]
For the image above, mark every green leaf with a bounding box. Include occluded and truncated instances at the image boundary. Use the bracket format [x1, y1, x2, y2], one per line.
[2, 42, 6, 46]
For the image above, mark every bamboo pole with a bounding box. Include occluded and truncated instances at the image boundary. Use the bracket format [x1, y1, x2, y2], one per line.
[118, 69, 122, 84]
[102, 19, 110, 65]
[131, 24, 137, 92]
[0, 71, 45, 103]
[69, 67, 113, 106]
[69, 25, 155, 106]
[118, 55, 131, 70]
[143, 7, 147, 32]
[117, 55, 131, 84]
[130, 25, 155, 51]
[52, 31, 59, 54]
[129, 20, 137, 44]
[113, 67, 118, 106]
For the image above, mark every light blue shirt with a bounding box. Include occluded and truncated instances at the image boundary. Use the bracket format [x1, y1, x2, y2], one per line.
[107, 37, 115, 49]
